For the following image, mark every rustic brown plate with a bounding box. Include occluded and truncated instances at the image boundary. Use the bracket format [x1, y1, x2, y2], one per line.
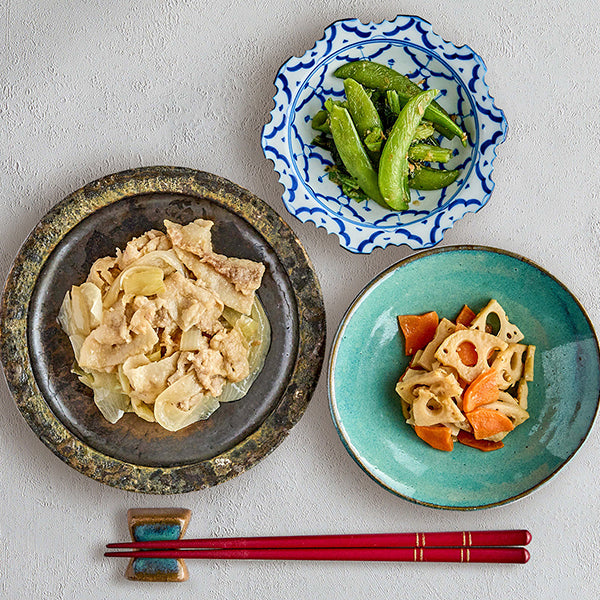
[0, 167, 326, 493]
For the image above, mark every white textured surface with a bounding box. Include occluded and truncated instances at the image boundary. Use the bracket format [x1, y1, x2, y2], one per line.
[2, 1, 600, 598]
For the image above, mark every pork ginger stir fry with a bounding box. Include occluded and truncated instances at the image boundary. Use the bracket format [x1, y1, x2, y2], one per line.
[58, 219, 271, 431]
[395, 300, 534, 452]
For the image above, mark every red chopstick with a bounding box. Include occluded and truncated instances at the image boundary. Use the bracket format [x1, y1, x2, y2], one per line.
[104, 546, 529, 563]
[106, 529, 531, 550]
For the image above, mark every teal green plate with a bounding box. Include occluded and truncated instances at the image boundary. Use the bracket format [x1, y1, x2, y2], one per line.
[329, 246, 600, 509]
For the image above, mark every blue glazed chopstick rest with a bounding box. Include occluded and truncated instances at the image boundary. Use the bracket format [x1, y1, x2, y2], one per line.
[125, 508, 191, 582]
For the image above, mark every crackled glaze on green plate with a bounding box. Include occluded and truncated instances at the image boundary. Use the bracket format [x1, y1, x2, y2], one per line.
[0, 167, 326, 494]
[329, 246, 600, 509]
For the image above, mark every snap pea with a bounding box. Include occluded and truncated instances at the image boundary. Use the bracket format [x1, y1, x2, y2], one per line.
[385, 91, 437, 143]
[324, 98, 349, 113]
[409, 165, 460, 190]
[385, 92, 436, 142]
[312, 98, 352, 133]
[363, 129, 385, 154]
[412, 122, 436, 141]
[344, 78, 384, 155]
[334, 60, 467, 146]
[343, 78, 382, 140]
[379, 89, 438, 210]
[408, 143, 453, 163]
[386, 90, 402, 115]
[328, 104, 386, 207]
[311, 109, 330, 133]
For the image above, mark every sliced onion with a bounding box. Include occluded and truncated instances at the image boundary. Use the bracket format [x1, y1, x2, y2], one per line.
[154, 372, 220, 431]
[130, 249, 186, 276]
[81, 370, 131, 424]
[130, 397, 156, 422]
[180, 326, 206, 352]
[121, 266, 165, 296]
[219, 297, 271, 403]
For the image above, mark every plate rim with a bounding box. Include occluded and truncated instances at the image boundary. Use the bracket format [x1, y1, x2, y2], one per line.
[328, 244, 600, 510]
[0, 166, 327, 494]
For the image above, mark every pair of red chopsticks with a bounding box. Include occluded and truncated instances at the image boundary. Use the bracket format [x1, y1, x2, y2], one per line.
[105, 529, 531, 564]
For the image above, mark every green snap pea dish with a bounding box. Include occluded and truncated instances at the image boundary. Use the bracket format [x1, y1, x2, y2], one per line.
[262, 16, 507, 253]
[311, 63, 464, 211]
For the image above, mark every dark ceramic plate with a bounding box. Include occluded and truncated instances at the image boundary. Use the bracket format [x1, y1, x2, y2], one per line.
[0, 167, 326, 493]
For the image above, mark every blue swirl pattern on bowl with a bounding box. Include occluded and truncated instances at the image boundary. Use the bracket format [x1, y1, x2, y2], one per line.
[262, 16, 507, 253]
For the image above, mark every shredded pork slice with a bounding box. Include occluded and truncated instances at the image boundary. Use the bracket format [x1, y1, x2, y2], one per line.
[164, 219, 213, 256]
[122, 353, 180, 405]
[129, 296, 158, 334]
[158, 321, 182, 357]
[210, 327, 250, 382]
[167, 351, 225, 400]
[158, 272, 224, 333]
[86, 256, 118, 293]
[130, 297, 182, 356]
[188, 349, 228, 397]
[202, 253, 265, 296]
[78, 318, 158, 372]
[165, 219, 265, 314]
[88, 296, 130, 345]
[165, 329, 250, 397]
[172, 247, 254, 315]
[117, 230, 173, 270]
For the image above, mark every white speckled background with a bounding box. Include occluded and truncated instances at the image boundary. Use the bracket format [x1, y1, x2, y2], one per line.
[2, 1, 600, 598]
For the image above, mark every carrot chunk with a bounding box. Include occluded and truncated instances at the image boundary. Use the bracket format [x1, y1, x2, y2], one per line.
[455, 304, 476, 327]
[457, 430, 504, 452]
[456, 341, 478, 367]
[462, 368, 500, 412]
[466, 408, 514, 440]
[414, 424, 454, 452]
[397, 311, 439, 356]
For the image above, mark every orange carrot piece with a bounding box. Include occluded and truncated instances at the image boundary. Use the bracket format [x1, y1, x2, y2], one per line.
[457, 430, 504, 452]
[397, 311, 439, 356]
[462, 368, 500, 412]
[455, 304, 476, 327]
[414, 424, 454, 452]
[456, 341, 478, 367]
[466, 408, 514, 440]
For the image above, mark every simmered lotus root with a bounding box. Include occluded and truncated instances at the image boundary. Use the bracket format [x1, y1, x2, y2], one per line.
[396, 299, 534, 452]
[491, 343, 527, 390]
[517, 378, 529, 410]
[524, 345, 535, 381]
[415, 318, 456, 370]
[409, 348, 424, 367]
[498, 390, 519, 405]
[434, 330, 508, 383]
[398, 367, 423, 382]
[397, 367, 421, 420]
[470, 299, 524, 343]
[408, 388, 466, 427]
[400, 396, 411, 420]
[395, 368, 463, 406]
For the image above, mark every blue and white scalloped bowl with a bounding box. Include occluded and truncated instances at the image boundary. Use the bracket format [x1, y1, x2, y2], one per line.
[262, 16, 507, 254]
